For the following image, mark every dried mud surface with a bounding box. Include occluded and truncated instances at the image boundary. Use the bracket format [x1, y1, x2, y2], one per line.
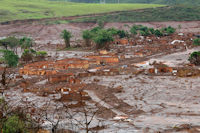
[0, 21, 200, 43]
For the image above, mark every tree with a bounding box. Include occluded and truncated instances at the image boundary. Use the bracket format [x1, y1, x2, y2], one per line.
[178, 24, 181, 32]
[193, 38, 200, 46]
[0, 49, 19, 67]
[19, 37, 35, 50]
[21, 49, 36, 63]
[139, 26, 148, 32]
[161, 26, 176, 34]
[91, 27, 100, 34]
[155, 29, 163, 36]
[5, 36, 19, 54]
[117, 30, 126, 38]
[0, 37, 19, 53]
[130, 27, 137, 37]
[0, 39, 9, 49]
[82, 30, 93, 47]
[36, 51, 48, 61]
[139, 30, 145, 36]
[60, 30, 73, 48]
[149, 28, 155, 34]
[92, 29, 114, 50]
[0, 70, 42, 133]
[97, 20, 104, 29]
[107, 27, 118, 36]
[131, 24, 140, 31]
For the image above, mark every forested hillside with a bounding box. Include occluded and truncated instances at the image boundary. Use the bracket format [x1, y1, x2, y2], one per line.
[70, 0, 200, 6]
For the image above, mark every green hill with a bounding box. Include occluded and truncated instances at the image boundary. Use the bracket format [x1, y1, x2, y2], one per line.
[69, 5, 200, 23]
[70, 0, 200, 6]
[0, 0, 164, 23]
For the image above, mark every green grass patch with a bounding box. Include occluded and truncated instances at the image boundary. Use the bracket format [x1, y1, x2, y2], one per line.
[0, 0, 165, 22]
[69, 5, 200, 23]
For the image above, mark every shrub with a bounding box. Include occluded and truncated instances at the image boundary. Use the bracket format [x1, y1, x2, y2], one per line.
[193, 38, 200, 46]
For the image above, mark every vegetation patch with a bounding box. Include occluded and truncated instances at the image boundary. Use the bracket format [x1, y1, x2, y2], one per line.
[0, 0, 164, 23]
[69, 5, 200, 23]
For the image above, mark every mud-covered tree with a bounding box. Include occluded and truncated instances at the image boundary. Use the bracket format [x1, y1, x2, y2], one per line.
[92, 29, 114, 50]
[0, 49, 19, 67]
[36, 51, 48, 61]
[21, 49, 36, 63]
[60, 29, 73, 48]
[82, 30, 93, 47]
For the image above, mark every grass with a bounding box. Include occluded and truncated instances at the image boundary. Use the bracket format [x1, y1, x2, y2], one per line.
[0, 0, 165, 23]
[68, 5, 200, 23]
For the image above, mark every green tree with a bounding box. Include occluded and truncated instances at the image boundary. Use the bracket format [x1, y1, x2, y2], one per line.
[0, 49, 19, 67]
[117, 30, 126, 38]
[107, 27, 118, 35]
[0, 37, 19, 52]
[139, 26, 148, 32]
[21, 49, 36, 63]
[149, 28, 155, 34]
[5, 36, 19, 54]
[91, 27, 100, 34]
[178, 24, 181, 32]
[60, 29, 73, 48]
[97, 20, 104, 29]
[155, 29, 163, 36]
[131, 24, 140, 31]
[139, 30, 145, 36]
[130, 27, 137, 37]
[82, 30, 93, 47]
[92, 29, 114, 50]
[19, 37, 35, 50]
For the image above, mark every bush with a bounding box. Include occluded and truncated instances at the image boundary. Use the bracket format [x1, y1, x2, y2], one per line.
[149, 28, 155, 34]
[91, 27, 100, 34]
[155, 29, 163, 36]
[92, 29, 114, 50]
[193, 38, 200, 46]
[36, 51, 47, 56]
[117, 30, 126, 38]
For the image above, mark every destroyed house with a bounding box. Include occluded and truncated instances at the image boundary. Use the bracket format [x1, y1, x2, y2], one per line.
[85, 55, 119, 63]
[57, 84, 86, 93]
[48, 73, 74, 84]
[61, 91, 90, 101]
[149, 67, 173, 74]
[19, 68, 57, 75]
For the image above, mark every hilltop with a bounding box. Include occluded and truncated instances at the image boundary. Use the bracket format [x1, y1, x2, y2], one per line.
[70, 0, 200, 6]
[69, 5, 200, 23]
[0, 0, 164, 23]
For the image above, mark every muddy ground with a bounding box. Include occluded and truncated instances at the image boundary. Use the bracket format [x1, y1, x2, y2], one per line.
[2, 21, 200, 132]
[0, 21, 200, 44]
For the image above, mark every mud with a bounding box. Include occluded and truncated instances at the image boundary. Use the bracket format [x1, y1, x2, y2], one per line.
[0, 21, 200, 44]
